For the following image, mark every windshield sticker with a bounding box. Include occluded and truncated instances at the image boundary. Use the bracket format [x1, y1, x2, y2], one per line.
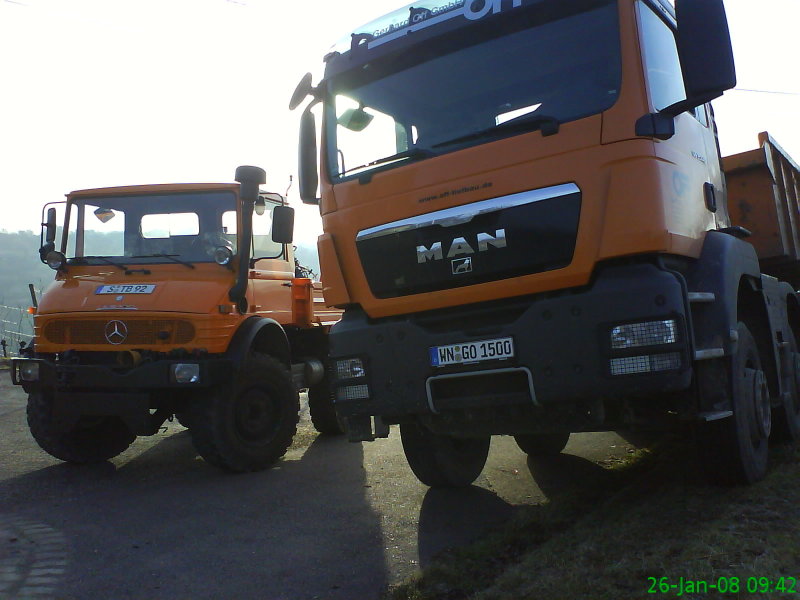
[368, 0, 524, 50]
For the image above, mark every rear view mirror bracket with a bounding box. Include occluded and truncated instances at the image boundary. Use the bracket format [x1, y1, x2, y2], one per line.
[635, 112, 676, 140]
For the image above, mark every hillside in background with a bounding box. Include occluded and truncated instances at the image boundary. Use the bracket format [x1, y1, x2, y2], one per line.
[0, 231, 53, 309]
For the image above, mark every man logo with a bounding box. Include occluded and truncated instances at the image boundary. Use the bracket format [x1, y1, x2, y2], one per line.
[452, 257, 473, 275]
[417, 229, 507, 264]
[105, 320, 128, 345]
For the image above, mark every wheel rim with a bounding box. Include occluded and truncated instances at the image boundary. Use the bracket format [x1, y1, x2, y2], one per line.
[749, 368, 771, 441]
[792, 354, 800, 419]
[234, 387, 280, 442]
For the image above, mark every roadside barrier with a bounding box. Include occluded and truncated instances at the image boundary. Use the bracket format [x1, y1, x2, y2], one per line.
[0, 304, 34, 362]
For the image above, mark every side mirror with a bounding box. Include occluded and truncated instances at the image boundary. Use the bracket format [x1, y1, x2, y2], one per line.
[289, 73, 314, 111]
[271, 205, 295, 245]
[671, 0, 736, 113]
[44, 207, 57, 244]
[298, 109, 320, 205]
[39, 207, 57, 264]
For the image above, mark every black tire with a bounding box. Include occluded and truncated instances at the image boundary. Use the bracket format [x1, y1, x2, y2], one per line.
[400, 422, 490, 488]
[308, 373, 345, 435]
[174, 412, 191, 428]
[188, 353, 299, 472]
[27, 391, 135, 464]
[771, 330, 800, 442]
[700, 322, 770, 485]
[514, 432, 570, 456]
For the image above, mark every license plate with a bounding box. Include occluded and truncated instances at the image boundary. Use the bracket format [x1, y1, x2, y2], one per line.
[430, 337, 514, 367]
[96, 284, 156, 295]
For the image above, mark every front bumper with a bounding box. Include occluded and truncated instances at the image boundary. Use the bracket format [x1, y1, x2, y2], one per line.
[330, 263, 694, 432]
[10, 357, 234, 416]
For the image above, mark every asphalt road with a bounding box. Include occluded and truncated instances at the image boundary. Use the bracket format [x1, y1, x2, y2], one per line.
[0, 370, 639, 600]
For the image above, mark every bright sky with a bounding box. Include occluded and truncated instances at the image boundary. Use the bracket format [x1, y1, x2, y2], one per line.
[1, 0, 798, 247]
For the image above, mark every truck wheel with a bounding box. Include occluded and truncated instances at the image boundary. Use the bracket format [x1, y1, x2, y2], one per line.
[27, 391, 135, 464]
[308, 374, 345, 435]
[189, 353, 299, 472]
[400, 422, 490, 487]
[771, 331, 800, 442]
[700, 322, 770, 485]
[514, 432, 570, 456]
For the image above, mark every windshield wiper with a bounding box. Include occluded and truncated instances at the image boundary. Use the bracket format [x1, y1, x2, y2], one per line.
[131, 254, 195, 269]
[433, 114, 561, 149]
[339, 147, 434, 177]
[76, 255, 129, 271]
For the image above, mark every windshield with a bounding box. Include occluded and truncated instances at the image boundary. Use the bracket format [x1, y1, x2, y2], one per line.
[325, 1, 621, 181]
[62, 191, 284, 267]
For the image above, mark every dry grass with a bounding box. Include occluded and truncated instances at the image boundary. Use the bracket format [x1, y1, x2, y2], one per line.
[390, 441, 800, 600]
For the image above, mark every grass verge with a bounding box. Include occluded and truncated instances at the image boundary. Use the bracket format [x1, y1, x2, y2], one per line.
[390, 440, 800, 600]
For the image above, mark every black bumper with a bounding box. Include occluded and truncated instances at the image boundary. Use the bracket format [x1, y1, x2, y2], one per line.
[10, 357, 234, 414]
[330, 263, 693, 424]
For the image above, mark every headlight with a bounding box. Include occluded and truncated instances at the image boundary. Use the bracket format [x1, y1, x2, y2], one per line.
[611, 320, 677, 349]
[610, 352, 682, 376]
[335, 358, 366, 380]
[18, 361, 40, 382]
[213, 246, 234, 266]
[336, 384, 370, 401]
[171, 363, 200, 384]
[45, 250, 66, 271]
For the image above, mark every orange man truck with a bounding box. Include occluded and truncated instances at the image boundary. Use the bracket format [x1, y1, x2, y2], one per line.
[291, 0, 800, 486]
[10, 166, 342, 472]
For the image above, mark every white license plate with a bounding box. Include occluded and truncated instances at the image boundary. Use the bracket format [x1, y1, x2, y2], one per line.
[430, 337, 515, 367]
[96, 284, 156, 295]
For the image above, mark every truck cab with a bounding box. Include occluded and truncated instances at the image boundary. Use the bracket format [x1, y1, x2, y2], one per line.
[11, 167, 343, 471]
[293, 0, 800, 486]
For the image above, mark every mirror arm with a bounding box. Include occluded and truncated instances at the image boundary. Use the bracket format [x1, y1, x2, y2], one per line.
[661, 95, 715, 118]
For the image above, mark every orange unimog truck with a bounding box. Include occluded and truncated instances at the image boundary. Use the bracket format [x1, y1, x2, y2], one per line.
[10, 166, 343, 472]
[291, 0, 800, 486]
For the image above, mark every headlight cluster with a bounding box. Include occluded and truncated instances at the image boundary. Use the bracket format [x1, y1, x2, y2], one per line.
[17, 360, 40, 382]
[609, 319, 681, 376]
[334, 357, 369, 402]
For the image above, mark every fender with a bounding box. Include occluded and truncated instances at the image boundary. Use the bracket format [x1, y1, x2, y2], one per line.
[226, 316, 291, 368]
[686, 231, 795, 409]
[685, 230, 762, 357]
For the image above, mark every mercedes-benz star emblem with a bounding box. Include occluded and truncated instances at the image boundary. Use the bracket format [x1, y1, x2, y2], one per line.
[104, 320, 128, 345]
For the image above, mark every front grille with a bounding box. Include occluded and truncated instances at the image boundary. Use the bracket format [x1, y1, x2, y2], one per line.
[44, 319, 195, 346]
[428, 368, 534, 412]
[356, 184, 581, 298]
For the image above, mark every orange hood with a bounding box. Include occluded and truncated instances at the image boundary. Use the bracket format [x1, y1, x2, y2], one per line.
[37, 264, 235, 316]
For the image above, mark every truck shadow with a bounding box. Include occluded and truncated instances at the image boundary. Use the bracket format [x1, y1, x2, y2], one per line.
[417, 486, 516, 568]
[0, 430, 390, 600]
[526, 452, 616, 498]
[414, 452, 620, 571]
